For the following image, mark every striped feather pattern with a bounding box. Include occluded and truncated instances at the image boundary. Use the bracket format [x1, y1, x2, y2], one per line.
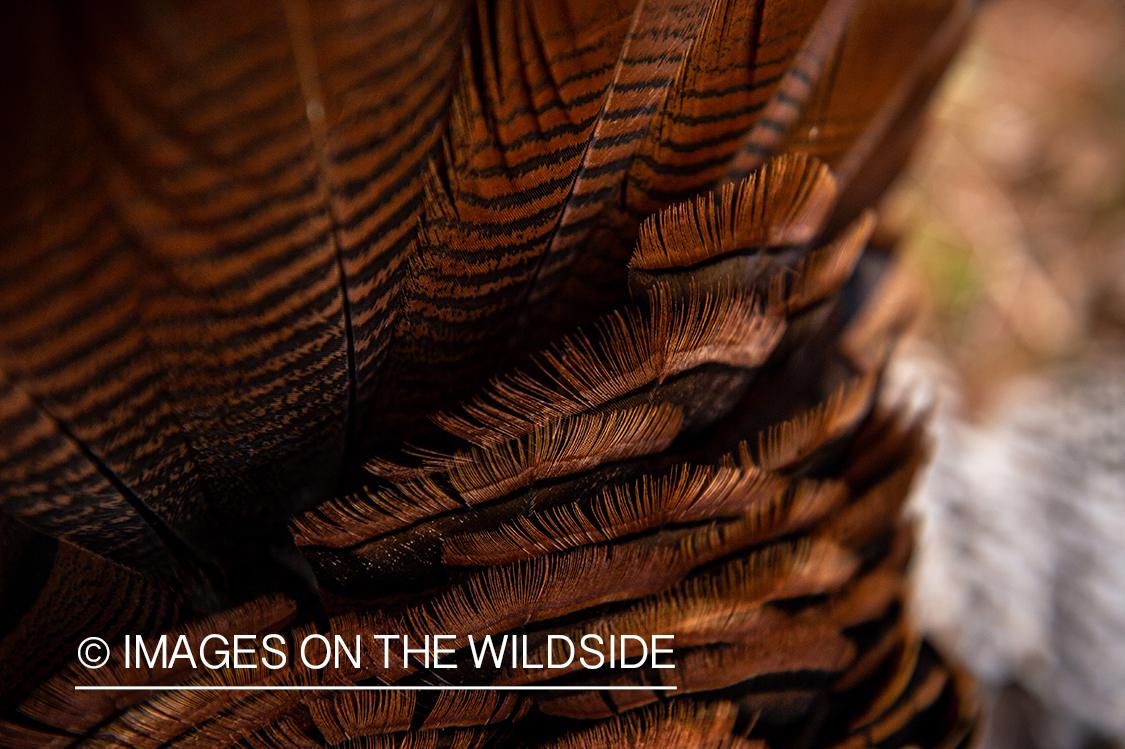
[0, 0, 978, 746]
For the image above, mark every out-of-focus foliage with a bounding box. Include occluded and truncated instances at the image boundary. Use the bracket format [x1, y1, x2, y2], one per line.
[897, 3, 1125, 747]
[887, 0, 1125, 410]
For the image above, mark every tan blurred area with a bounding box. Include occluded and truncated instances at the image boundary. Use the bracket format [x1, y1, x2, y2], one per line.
[889, 2, 1125, 747]
[887, 0, 1125, 411]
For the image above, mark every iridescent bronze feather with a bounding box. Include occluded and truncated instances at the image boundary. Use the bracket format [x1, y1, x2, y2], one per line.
[0, 0, 978, 746]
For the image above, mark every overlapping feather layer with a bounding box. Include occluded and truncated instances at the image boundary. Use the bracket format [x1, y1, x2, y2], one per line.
[0, 0, 978, 746]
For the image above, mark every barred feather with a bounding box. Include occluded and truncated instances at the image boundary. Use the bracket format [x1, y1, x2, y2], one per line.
[0, 0, 978, 746]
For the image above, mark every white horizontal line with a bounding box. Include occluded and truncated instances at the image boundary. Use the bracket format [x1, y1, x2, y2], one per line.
[74, 685, 677, 692]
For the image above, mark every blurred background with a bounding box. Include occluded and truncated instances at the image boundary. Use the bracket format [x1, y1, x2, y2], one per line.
[890, 0, 1125, 401]
[882, 0, 1125, 746]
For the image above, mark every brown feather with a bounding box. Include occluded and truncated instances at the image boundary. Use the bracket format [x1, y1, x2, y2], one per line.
[0, 1, 980, 747]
